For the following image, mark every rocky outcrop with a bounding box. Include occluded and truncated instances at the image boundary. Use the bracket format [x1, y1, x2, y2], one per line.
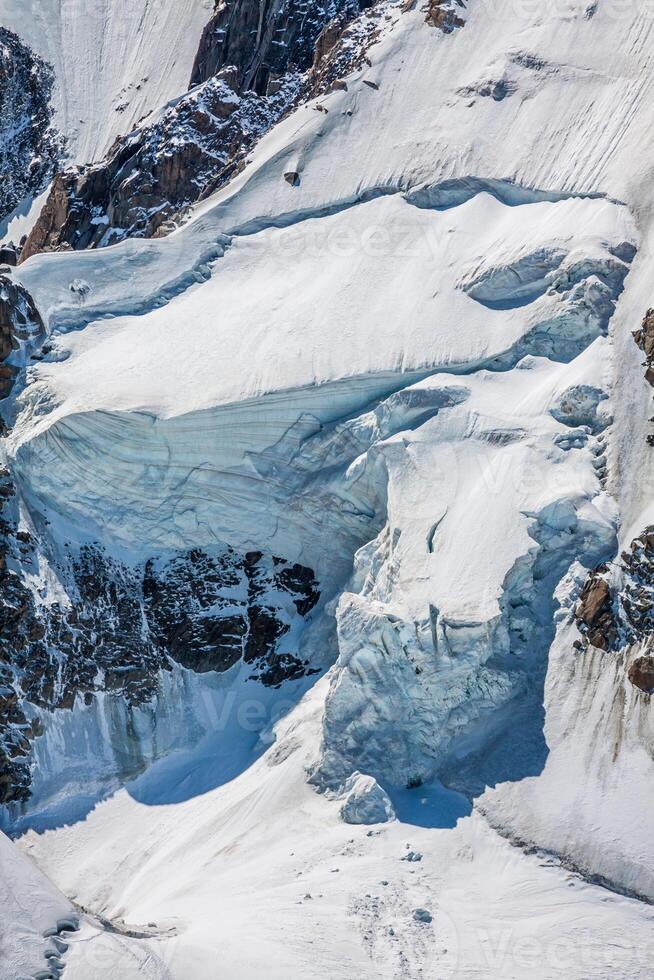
[190, 0, 374, 93]
[423, 0, 465, 32]
[633, 307, 654, 386]
[575, 566, 616, 651]
[633, 308, 654, 445]
[0, 388, 320, 807]
[0, 275, 45, 399]
[18, 175, 72, 264]
[21, 74, 300, 258]
[575, 528, 654, 696]
[575, 530, 654, 653]
[0, 469, 42, 804]
[0, 27, 64, 223]
[628, 655, 654, 694]
[618, 528, 654, 641]
[0, 525, 320, 803]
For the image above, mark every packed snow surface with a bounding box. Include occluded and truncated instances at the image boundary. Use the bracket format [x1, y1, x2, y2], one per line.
[15, 680, 654, 980]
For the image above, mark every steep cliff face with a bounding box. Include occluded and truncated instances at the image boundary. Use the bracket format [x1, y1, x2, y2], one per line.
[0, 27, 63, 225]
[0, 475, 320, 806]
[0, 275, 44, 400]
[190, 0, 373, 93]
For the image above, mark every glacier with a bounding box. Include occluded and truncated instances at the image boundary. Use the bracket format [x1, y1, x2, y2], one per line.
[1, 0, 654, 977]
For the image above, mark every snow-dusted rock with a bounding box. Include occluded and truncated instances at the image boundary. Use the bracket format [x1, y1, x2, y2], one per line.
[0, 28, 63, 224]
[412, 907, 433, 924]
[0, 0, 212, 164]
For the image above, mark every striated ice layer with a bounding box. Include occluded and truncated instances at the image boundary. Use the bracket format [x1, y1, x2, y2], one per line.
[6, 187, 636, 835]
[9, 193, 633, 583]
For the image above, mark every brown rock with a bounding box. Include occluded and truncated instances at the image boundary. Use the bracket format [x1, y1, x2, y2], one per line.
[633, 308, 654, 389]
[20, 173, 73, 263]
[313, 20, 345, 68]
[424, 0, 465, 31]
[628, 656, 654, 694]
[575, 572, 616, 651]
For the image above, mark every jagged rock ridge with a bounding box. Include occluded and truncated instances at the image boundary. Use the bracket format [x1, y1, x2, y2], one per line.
[0, 275, 45, 403]
[190, 0, 375, 92]
[0, 27, 64, 225]
[575, 524, 654, 693]
[21, 72, 302, 255]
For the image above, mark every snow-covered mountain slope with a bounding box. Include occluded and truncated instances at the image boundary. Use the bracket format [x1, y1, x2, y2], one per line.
[1, 0, 654, 976]
[0, 0, 213, 164]
[9, 192, 633, 561]
[16, 680, 654, 980]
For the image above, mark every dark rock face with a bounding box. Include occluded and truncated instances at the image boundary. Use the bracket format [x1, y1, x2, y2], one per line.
[628, 656, 654, 694]
[243, 552, 321, 685]
[0, 477, 321, 804]
[575, 569, 616, 652]
[633, 308, 654, 387]
[0, 27, 64, 223]
[0, 274, 45, 398]
[632, 308, 654, 445]
[0, 468, 42, 803]
[575, 528, 654, 697]
[21, 74, 300, 258]
[16, 0, 471, 259]
[190, 0, 373, 93]
[575, 531, 654, 654]
[618, 529, 654, 642]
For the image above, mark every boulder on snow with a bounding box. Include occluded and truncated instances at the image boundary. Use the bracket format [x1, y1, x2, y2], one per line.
[413, 908, 433, 923]
[628, 656, 654, 694]
[424, 0, 465, 32]
[340, 772, 396, 825]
